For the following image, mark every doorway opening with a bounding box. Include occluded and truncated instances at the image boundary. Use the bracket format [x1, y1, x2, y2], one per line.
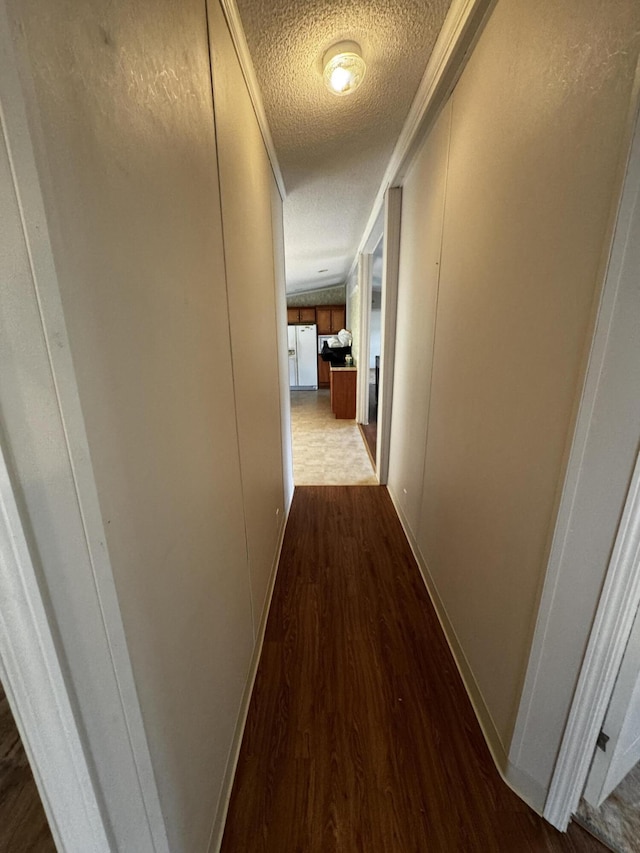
[287, 290, 376, 485]
[359, 237, 383, 465]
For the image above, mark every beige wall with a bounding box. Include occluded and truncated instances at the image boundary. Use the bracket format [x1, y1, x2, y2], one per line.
[209, 0, 286, 627]
[5, 0, 286, 848]
[388, 0, 640, 793]
[388, 99, 451, 536]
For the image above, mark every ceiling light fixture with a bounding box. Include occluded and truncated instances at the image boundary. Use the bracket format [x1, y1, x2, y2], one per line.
[323, 41, 366, 96]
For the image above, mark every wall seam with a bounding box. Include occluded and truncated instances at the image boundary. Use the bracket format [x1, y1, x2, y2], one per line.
[415, 95, 454, 545]
[203, 0, 255, 642]
[266, 178, 287, 518]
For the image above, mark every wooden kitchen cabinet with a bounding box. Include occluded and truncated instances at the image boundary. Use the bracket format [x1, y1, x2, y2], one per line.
[289, 304, 344, 332]
[317, 305, 349, 388]
[316, 305, 345, 334]
[287, 307, 317, 324]
[318, 356, 331, 387]
[331, 305, 345, 331]
[316, 307, 332, 333]
[330, 367, 357, 419]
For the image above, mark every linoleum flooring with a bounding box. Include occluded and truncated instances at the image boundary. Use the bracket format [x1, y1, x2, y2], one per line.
[222, 486, 607, 853]
[0, 682, 55, 852]
[290, 390, 377, 485]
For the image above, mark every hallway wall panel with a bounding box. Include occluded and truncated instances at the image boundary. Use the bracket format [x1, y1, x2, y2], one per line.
[388, 0, 640, 802]
[208, 0, 287, 629]
[3, 0, 286, 848]
[388, 99, 451, 536]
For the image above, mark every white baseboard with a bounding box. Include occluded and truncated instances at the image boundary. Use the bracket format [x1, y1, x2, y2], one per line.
[207, 496, 292, 852]
[386, 485, 547, 815]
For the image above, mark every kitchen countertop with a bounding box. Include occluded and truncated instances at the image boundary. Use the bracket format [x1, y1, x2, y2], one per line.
[330, 365, 357, 371]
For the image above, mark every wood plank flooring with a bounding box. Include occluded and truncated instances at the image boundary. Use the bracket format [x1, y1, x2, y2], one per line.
[360, 383, 378, 463]
[222, 486, 606, 852]
[0, 683, 55, 852]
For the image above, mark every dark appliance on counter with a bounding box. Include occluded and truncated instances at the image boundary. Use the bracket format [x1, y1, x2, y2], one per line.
[320, 340, 352, 366]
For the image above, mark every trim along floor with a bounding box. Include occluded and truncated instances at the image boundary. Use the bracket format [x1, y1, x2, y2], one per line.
[221, 486, 606, 852]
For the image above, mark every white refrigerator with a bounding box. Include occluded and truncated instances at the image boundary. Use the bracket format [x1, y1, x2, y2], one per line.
[288, 324, 318, 389]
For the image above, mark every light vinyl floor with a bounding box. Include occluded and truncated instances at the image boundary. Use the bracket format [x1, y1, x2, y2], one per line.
[290, 390, 377, 486]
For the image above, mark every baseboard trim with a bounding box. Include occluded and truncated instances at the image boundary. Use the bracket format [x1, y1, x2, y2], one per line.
[386, 485, 547, 815]
[207, 495, 292, 852]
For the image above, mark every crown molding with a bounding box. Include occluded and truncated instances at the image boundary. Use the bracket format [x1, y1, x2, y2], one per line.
[217, 0, 287, 199]
[348, 0, 494, 277]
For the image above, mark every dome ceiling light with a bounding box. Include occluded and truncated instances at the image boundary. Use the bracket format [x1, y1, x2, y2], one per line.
[323, 41, 366, 96]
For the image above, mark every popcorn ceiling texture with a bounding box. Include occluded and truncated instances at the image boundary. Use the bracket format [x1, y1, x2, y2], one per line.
[235, 0, 452, 292]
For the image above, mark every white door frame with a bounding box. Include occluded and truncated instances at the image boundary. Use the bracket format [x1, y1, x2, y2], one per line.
[518, 100, 640, 830]
[0, 440, 112, 852]
[545, 452, 640, 827]
[376, 187, 402, 484]
[356, 190, 402, 484]
[357, 251, 374, 425]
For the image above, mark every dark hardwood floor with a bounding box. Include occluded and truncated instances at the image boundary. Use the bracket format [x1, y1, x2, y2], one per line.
[0, 683, 55, 852]
[222, 486, 606, 852]
[359, 384, 378, 463]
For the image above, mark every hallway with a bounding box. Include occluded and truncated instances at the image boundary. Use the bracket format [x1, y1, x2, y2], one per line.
[221, 487, 604, 852]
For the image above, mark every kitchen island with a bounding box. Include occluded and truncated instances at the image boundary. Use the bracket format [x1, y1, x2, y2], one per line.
[329, 366, 357, 419]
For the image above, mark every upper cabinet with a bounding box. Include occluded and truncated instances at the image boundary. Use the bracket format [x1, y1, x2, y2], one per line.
[316, 305, 345, 334]
[287, 307, 316, 324]
[287, 305, 345, 331]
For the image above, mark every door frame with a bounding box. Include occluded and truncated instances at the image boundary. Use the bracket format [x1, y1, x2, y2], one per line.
[357, 206, 384, 426]
[357, 251, 374, 425]
[356, 190, 402, 483]
[376, 187, 402, 483]
[546, 451, 640, 827]
[0, 440, 112, 852]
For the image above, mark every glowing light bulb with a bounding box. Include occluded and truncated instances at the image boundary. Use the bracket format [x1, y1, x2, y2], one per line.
[330, 65, 353, 93]
[322, 42, 366, 96]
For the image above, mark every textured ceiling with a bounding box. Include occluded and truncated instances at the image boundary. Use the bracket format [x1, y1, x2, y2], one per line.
[235, 0, 452, 293]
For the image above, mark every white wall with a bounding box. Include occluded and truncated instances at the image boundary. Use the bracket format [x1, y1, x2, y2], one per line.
[388, 0, 640, 806]
[208, 0, 287, 629]
[2, 0, 287, 849]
